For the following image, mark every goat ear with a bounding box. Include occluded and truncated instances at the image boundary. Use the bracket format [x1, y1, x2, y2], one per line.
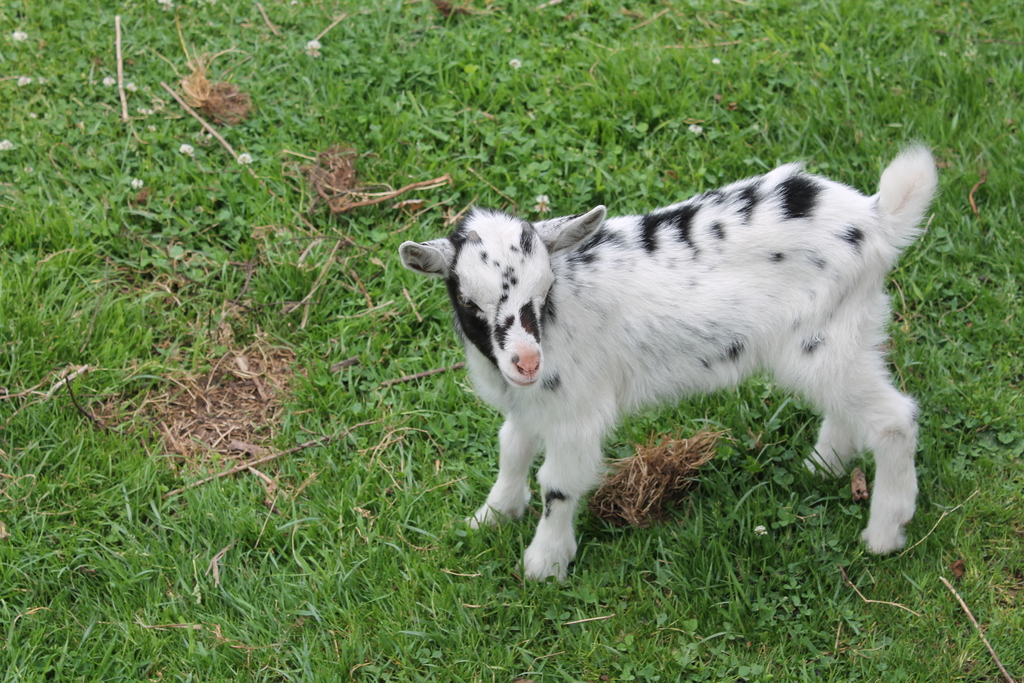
[536, 205, 607, 253]
[399, 239, 454, 278]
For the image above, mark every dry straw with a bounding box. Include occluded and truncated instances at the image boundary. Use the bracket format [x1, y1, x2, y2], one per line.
[295, 146, 452, 214]
[179, 51, 252, 125]
[97, 331, 296, 469]
[589, 429, 723, 527]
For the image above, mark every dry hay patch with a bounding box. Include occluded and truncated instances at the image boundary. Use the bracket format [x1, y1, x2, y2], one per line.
[299, 146, 359, 213]
[101, 335, 299, 471]
[589, 429, 723, 528]
[180, 52, 252, 125]
[292, 146, 452, 214]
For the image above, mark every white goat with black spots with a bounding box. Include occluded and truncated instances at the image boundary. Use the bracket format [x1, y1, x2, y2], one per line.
[400, 146, 937, 581]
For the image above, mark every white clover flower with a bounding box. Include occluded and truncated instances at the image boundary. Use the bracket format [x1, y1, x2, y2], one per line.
[103, 76, 117, 86]
[237, 152, 253, 165]
[0, 140, 14, 151]
[305, 39, 321, 58]
[712, 57, 721, 65]
[147, 125, 157, 133]
[688, 123, 703, 135]
[509, 58, 522, 69]
[754, 525, 768, 536]
[125, 82, 138, 92]
[18, 76, 32, 86]
[29, 112, 38, 119]
[158, 0, 174, 9]
[131, 178, 145, 190]
[12, 31, 28, 42]
[136, 107, 155, 116]
[533, 194, 551, 213]
[179, 143, 195, 157]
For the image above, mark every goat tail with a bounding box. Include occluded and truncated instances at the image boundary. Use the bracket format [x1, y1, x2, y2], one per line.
[876, 144, 939, 249]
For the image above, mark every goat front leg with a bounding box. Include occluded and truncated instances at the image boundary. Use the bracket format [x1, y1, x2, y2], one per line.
[468, 419, 538, 528]
[523, 431, 604, 582]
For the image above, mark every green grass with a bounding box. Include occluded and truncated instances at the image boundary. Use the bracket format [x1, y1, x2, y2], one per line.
[2, 0, 1022, 680]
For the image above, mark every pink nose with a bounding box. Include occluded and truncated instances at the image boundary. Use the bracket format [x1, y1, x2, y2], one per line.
[512, 349, 540, 376]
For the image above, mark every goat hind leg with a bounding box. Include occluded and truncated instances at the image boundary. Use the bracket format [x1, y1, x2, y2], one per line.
[859, 390, 919, 554]
[805, 414, 858, 477]
[808, 369, 919, 553]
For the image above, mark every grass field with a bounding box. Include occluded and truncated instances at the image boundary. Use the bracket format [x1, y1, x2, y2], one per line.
[2, 0, 1022, 680]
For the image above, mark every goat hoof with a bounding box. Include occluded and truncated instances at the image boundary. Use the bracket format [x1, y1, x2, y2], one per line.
[861, 524, 907, 554]
[803, 453, 845, 478]
[466, 503, 523, 529]
[522, 541, 576, 582]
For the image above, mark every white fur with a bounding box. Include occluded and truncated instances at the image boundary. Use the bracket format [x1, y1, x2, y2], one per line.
[401, 146, 938, 581]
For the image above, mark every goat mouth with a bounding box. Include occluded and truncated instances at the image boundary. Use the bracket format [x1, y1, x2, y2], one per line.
[506, 374, 539, 387]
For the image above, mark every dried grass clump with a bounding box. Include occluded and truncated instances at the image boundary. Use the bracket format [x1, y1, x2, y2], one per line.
[296, 146, 452, 214]
[180, 53, 252, 125]
[589, 429, 723, 527]
[431, 0, 474, 17]
[300, 146, 360, 212]
[98, 332, 297, 471]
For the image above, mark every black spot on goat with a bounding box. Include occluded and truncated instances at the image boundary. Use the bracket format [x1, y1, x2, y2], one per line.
[777, 174, 821, 220]
[519, 303, 540, 341]
[542, 373, 561, 392]
[840, 226, 865, 254]
[544, 489, 568, 517]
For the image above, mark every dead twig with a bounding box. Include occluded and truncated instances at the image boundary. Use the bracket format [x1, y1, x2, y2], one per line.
[207, 541, 235, 587]
[441, 568, 482, 577]
[315, 13, 348, 42]
[899, 490, 979, 557]
[969, 168, 988, 217]
[162, 420, 380, 499]
[115, 16, 129, 121]
[160, 81, 238, 158]
[838, 565, 922, 617]
[379, 363, 466, 389]
[46, 365, 92, 398]
[562, 614, 615, 626]
[136, 620, 203, 631]
[330, 356, 361, 373]
[283, 233, 347, 329]
[255, 3, 280, 35]
[403, 287, 423, 323]
[64, 371, 106, 430]
[629, 9, 668, 31]
[939, 576, 1017, 683]
[467, 167, 516, 210]
[349, 269, 373, 309]
[330, 175, 453, 213]
[422, 475, 467, 494]
[663, 37, 770, 49]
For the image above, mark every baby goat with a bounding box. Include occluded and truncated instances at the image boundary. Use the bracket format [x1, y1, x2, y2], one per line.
[400, 147, 937, 581]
